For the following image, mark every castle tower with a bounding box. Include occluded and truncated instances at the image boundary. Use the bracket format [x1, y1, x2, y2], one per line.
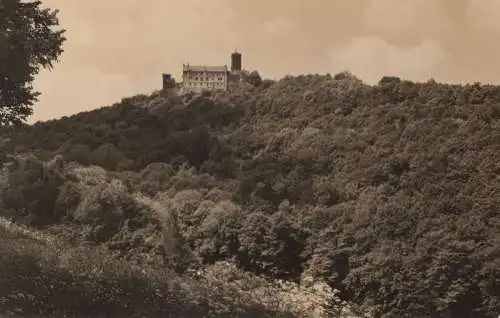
[231, 50, 242, 72]
[162, 73, 175, 89]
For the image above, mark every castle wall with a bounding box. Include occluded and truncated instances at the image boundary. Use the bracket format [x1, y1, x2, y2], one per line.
[173, 51, 245, 93]
[182, 65, 228, 93]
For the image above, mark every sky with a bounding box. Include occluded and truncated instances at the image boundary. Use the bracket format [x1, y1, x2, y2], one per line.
[31, 0, 500, 122]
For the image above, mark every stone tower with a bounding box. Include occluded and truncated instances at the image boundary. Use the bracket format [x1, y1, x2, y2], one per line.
[231, 50, 242, 72]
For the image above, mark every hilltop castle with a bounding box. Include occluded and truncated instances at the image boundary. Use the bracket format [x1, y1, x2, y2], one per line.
[162, 51, 247, 93]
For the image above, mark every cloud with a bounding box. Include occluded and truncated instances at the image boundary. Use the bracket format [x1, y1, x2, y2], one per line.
[329, 37, 448, 84]
[260, 19, 296, 41]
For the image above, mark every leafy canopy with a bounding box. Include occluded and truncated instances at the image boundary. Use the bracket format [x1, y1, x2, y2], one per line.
[0, 0, 65, 125]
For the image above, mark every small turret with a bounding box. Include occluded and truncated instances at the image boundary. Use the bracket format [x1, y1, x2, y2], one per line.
[162, 73, 175, 89]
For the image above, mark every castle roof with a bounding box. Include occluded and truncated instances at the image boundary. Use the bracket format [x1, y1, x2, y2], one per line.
[183, 65, 228, 72]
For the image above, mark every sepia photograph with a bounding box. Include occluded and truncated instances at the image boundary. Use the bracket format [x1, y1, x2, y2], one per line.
[0, 1, 499, 317]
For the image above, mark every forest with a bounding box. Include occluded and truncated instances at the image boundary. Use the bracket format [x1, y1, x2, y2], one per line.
[0, 73, 499, 317]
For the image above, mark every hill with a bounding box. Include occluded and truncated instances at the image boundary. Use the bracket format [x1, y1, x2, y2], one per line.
[0, 73, 499, 317]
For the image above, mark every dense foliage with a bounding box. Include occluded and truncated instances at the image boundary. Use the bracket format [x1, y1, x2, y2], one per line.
[1, 217, 341, 317]
[0, 73, 499, 317]
[0, 0, 66, 125]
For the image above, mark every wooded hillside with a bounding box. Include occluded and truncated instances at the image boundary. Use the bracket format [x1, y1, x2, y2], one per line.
[1, 73, 499, 317]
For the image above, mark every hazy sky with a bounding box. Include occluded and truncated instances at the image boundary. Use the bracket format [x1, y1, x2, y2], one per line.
[31, 0, 500, 122]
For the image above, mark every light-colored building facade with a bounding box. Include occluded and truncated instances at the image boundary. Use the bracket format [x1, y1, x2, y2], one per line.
[182, 64, 229, 93]
[179, 51, 243, 93]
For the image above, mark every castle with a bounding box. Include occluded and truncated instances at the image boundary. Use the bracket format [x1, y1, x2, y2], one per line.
[162, 51, 246, 93]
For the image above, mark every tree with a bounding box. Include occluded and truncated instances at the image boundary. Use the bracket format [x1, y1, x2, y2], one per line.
[246, 71, 262, 86]
[0, 0, 65, 125]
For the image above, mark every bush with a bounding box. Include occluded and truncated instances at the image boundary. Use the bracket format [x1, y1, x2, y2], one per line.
[0, 219, 296, 317]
